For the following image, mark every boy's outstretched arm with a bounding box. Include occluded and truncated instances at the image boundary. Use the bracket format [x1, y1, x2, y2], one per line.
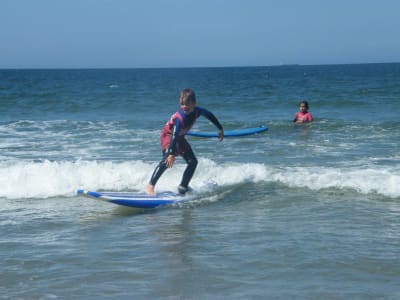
[218, 129, 224, 141]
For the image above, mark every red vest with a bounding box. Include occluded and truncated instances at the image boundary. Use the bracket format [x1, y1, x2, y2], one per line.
[160, 109, 199, 150]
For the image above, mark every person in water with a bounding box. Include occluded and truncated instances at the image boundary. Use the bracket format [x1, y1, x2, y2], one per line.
[146, 88, 224, 195]
[293, 100, 313, 123]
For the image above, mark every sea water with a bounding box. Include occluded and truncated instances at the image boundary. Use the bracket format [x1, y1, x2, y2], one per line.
[1, 64, 399, 299]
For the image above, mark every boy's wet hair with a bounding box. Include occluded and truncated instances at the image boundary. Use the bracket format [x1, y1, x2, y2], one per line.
[180, 88, 196, 103]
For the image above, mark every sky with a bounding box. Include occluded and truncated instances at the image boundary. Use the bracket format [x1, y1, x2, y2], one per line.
[1, 0, 400, 68]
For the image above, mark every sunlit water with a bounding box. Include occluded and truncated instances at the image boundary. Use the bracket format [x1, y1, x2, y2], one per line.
[1, 64, 399, 299]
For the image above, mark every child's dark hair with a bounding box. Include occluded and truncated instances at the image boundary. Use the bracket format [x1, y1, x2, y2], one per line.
[180, 88, 196, 103]
[300, 100, 309, 109]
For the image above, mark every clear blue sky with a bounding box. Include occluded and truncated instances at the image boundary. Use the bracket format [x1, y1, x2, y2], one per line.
[1, 0, 400, 68]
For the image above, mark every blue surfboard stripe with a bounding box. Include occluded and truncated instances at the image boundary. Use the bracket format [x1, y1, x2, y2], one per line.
[99, 191, 178, 199]
[109, 199, 176, 208]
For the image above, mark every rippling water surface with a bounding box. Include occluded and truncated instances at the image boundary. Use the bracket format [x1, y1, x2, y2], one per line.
[1, 64, 399, 299]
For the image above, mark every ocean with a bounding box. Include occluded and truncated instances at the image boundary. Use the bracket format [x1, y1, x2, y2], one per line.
[1, 63, 399, 299]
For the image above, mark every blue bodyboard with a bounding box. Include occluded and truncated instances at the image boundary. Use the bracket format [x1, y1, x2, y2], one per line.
[187, 126, 268, 138]
[77, 189, 184, 208]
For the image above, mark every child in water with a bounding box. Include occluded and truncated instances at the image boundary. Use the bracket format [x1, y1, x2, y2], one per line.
[293, 100, 313, 123]
[146, 88, 224, 195]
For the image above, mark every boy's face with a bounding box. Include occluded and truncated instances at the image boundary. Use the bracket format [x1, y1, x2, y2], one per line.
[180, 98, 195, 115]
[299, 103, 307, 112]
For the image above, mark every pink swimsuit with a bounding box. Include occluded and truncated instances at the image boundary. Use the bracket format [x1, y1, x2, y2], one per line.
[294, 111, 313, 123]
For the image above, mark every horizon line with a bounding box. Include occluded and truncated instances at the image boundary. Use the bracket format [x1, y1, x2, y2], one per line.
[1, 61, 399, 71]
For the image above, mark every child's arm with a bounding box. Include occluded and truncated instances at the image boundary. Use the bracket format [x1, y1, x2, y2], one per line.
[165, 119, 180, 156]
[218, 129, 224, 141]
[293, 112, 299, 122]
[164, 118, 181, 167]
[165, 154, 175, 168]
[199, 108, 224, 140]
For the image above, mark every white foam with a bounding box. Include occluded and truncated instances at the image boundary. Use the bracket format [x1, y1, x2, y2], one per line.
[0, 158, 399, 199]
[269, 165, 400, 198]
[0, 160, 153, 199]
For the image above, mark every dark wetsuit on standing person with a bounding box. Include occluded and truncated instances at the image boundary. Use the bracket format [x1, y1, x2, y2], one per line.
[149, 106, 223, 193]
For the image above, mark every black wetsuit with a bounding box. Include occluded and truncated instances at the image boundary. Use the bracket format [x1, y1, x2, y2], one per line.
[149, 107, 222, 192]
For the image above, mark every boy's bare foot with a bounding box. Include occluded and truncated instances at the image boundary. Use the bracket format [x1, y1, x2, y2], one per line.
[146, 184, 155, 195]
